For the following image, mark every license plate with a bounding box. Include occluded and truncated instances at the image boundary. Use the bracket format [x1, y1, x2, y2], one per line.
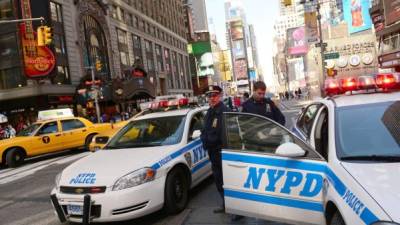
[67, 205, 83, 215]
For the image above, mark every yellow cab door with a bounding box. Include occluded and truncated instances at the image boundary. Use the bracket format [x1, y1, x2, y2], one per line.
[60, 119, 88, 148]
[31, 121, 64, 154]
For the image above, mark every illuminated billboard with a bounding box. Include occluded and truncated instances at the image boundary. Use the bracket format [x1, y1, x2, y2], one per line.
[343, 0, 372, 34]
[191, 41, 214, 77]
[230, 20, 244, 40]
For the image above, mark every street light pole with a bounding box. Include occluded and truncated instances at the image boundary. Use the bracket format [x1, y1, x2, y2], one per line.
[90, 66, 101, 123]
[316, 0, 326, 97]
[0, 17, 44, 24]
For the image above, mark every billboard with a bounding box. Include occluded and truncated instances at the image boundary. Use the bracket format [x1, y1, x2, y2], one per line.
[234, 59, 248, 80]
[304, 11, 319, 43]
[287, 27, 308, 55]
[230, 20, 244, 40]
[343, 0, 373, 34]
[191, 41, 214, 77]
[383, 0, 400, 26]
[232, 40, 245, 59]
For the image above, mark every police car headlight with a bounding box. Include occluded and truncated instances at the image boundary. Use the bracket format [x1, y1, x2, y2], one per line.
[112, 168, 156, 191]
[371, 222, 400, 225]
[55, 172, 62, 190]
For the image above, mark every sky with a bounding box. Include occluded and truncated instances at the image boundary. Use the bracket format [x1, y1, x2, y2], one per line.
[205, 0, 280, 87]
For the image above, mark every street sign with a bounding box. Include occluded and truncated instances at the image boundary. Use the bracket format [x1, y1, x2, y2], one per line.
[315, 42, 327, 48]
[324, 52, 340, 59]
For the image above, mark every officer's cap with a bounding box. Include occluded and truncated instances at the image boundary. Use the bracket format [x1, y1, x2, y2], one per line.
[205, 85, 222, 95]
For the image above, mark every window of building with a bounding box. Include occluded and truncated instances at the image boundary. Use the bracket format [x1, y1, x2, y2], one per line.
[117, 7, 124, 21]
[120, 51, 129, 65]
[50, 1, 70, 85]
[132, 34, 141, 49]
[50, 2, 63, 22]
[111, 5, 117, 19]
[126, 13, 132, 26]
[0, 0, 13, 19]
[0, 32, 24, 90]
[132, 15, 138, 28]
[117, 28, 128, 45]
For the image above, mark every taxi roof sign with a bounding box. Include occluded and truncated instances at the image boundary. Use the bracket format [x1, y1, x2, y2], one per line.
[38, 108, 74, 121]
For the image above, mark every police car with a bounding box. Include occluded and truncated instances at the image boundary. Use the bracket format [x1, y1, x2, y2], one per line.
[221, 74, 400, 225]
[50, 98, 211, 223]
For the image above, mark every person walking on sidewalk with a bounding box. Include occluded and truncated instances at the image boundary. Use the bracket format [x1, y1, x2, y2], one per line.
[200, 85, 230, 214]
[242, 81, 286, 126]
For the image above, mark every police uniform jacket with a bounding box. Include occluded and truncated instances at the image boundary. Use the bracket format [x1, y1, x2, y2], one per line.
[200, 101, 230, 151]
[242, 97, 286, 126]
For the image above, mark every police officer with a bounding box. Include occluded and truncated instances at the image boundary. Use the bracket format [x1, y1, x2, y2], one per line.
[242, 81, 286, 126]
[200, 85, 229, 213]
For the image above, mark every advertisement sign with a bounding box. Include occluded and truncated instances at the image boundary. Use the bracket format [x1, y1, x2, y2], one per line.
[343, 0, 373, 34]
[232, 40, 245, 59]
[191, 41, 214, 77]
[304, 11, 319, 43]
[287, 27, 308, 55]
[234, 59, 248, 80]
[383, 0, 400, 26]
[230, 20, 244, 40]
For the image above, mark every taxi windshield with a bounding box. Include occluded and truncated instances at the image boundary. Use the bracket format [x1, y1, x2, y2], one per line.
[106, 115, 186, 149]
[16, 123, 42, 137]
[336, 101, 400, 161]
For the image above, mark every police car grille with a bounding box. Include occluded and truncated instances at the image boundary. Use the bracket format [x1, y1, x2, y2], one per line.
[112, 201, 148, 215]
[60, 186, 106, 194]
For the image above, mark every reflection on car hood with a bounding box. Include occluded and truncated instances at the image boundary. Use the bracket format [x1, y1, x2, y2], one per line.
[60, 145, 178, 187]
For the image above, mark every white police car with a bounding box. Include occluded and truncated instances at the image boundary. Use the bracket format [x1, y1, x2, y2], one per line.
[50, 98, 211, 223]
[221, 74, 400, 225]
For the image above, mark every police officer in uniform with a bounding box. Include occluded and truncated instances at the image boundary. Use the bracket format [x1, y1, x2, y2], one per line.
[200, 85, 229, 213]
[242, 81, 286, 126]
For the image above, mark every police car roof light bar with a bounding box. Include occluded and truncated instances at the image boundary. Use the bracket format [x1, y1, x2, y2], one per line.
[324, 78, 341, 96]
[376, 74, 397, 89]
[357, 76, 377, 90]
[340, 77, 357, 93]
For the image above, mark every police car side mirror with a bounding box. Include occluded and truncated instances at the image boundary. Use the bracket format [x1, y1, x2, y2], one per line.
[95, 136, 109, 144]
[275, 142, 306, 157]
[191, 130, 201, 139]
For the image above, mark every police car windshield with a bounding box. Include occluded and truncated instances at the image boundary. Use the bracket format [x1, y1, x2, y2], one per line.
[16, 123, 41, 137]
[106, 115, 186, 149]
[336, 101, 400, 161]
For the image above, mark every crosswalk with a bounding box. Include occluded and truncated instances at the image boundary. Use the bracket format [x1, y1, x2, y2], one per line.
[0, 151, 89, 185]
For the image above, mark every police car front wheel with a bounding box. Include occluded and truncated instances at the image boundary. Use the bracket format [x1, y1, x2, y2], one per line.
[164, 168, 189, 214]
[330, 211, 345, 225]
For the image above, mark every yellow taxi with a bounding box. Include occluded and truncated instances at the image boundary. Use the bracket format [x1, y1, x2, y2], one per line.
[0, 109, 112, 167]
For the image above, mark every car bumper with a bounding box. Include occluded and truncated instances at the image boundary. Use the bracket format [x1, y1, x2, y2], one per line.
[50, 177, 165, 223]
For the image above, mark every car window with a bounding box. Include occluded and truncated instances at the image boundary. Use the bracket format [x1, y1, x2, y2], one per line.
[61, 119, 85, 131]
[314, 107, 328, 160]
[297, 104, 321, 137]
[224, 113, 319, 158]
[188, 112, 204, 140]
[37, 122, 59, 135]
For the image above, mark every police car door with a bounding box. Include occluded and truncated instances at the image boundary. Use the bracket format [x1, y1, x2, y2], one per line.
[222, 112, 327, 225]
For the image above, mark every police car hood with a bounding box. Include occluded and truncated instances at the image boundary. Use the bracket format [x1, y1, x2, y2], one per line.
[60, 145, 178, 187]
[342, 162, 400, 221]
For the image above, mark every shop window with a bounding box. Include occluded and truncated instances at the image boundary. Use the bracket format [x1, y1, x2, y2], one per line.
[0, 67, 26, 90]
[52, 66, 70, 85]
[0, 0, 13, 19]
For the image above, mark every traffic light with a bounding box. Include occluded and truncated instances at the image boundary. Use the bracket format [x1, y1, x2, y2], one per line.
[327, 68, 338, 77]
[37, 26, 45, 46]
[283, 0, 292, 6]
[95, 59, 102, 71]
[43, 26, 53, 45]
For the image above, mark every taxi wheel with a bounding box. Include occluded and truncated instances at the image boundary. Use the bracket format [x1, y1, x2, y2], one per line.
[164, 169, 189, 214]
[84, 134, 96, 150]
[6, 148, 25, 168]
[330, 211, 345, 225]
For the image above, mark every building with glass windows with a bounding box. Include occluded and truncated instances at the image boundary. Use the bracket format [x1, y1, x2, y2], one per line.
[0, 0, 192, 124]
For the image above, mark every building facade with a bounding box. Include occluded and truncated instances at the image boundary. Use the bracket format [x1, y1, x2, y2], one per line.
[0, 0, 192, 124]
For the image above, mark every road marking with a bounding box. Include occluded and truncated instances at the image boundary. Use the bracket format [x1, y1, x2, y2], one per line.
[0, 152, 89, 185]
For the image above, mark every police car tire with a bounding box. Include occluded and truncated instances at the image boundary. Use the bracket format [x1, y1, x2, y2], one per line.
[164, 169, 189, 214]
[330, 211, 345, 225]
[6, 148, 24, 168]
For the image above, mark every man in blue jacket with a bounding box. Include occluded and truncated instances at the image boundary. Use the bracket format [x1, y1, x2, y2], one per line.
[242, 81, 286, 126]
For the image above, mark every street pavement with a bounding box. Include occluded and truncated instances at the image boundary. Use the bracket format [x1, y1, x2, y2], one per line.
[0, 100, 307, 225]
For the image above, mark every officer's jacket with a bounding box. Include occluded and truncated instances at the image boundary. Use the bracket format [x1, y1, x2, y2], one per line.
[200, 102, 230, 150]
[242, 97, 286, 126]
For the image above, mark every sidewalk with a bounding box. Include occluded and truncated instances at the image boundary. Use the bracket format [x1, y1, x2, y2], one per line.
[183, 178, 287, 225]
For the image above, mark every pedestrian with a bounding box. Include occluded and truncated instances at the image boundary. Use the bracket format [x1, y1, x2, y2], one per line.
[242, 81, 286, 126]
[200, 85, 230, 214]
[298, 88, 302, 99]
[285, 91, 289, 100]
[243, 92, 249, 102]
